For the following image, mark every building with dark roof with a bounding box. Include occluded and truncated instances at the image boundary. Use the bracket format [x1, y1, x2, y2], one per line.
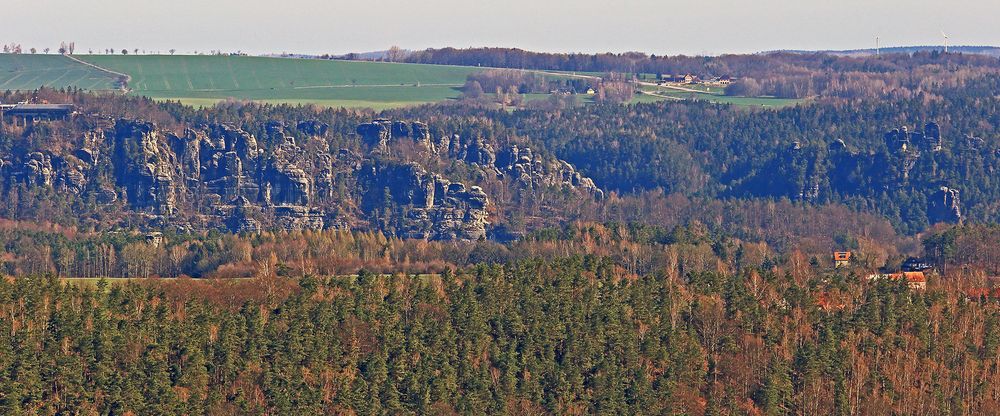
[1, 103, 75, 125]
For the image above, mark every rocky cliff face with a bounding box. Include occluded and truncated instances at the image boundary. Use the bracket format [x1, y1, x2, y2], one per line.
[357, 119, 441, 156]
[357, 161, 488, 240]
[356, 119, 603, 199]
[1, 117, 602, 240]
[744, 122, 969, 226]
[929, 186, 962, 224]
[112, 120, 183, 215]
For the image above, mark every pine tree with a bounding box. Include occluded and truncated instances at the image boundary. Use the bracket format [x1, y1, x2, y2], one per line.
[758, 355, 793, 415]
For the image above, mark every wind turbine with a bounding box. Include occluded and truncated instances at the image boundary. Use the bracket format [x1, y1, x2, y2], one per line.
[941, 30, 949, 53]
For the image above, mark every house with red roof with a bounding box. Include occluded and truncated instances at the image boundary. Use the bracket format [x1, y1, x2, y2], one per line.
[833, 251, 852, 268]
[866, 271, 927, 290]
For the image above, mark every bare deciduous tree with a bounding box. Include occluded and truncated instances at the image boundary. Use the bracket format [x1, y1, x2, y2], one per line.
[386, 45, 407, 62]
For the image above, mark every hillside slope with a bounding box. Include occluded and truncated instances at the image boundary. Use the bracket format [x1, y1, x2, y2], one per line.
[0, 54, 119, 92]
[78, 55, 479, 109]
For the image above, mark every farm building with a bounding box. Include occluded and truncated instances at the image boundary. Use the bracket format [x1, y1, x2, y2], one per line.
[660, 74, 701, 84]
[717, 75, 733, 85]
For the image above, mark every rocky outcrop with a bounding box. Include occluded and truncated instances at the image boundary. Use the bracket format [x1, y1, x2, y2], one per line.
[884, 122, 943, 153]
[0, 116, 602, 240]
[358, 119, 604, 199]
[924, 122, 942, 152]
[112, 120, 182, 215]
[227, 196, 261, 233]
[21, 152, 55, 187]
[358, 161, 488, 240]
[297, 120, 329, 136]
[357, 119, 439, 154]
[350, 119, 606, 238]
[494, 145, 602, 198]
[828, 139, 847, 153]
[356, 119, 394, 154]
[263, 164, 312, 206]
[929, 186, 962, 224]
[446, 134, 496, 166]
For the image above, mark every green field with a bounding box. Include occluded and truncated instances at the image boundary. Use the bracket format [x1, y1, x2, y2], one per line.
[0, 54, 119, 91]
[636, 84, 801, 108]
[77, 55, 480, 109]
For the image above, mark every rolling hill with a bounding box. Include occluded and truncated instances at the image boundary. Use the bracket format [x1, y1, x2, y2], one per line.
[1, 54, 482, 109]
[78, 55, 480, 109]
[0, 54, 120, 92]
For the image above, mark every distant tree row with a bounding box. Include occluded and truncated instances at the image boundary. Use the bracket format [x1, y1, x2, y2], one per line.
[371, 46, 1000, 99]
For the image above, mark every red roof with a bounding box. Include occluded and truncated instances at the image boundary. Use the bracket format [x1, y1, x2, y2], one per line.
[888, 271, 925, 283]
[833, 252, 852, 261]
[903, 271, 925, 283]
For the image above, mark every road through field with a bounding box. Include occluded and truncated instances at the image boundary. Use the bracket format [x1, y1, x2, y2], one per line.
[64, 54, 131, 91]
[291, 82, 464, 89]
[0, 54, 119, 91]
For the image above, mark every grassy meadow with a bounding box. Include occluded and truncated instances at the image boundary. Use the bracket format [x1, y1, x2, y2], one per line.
[0, 54, 119, 91]
[636, 84, 801, 108]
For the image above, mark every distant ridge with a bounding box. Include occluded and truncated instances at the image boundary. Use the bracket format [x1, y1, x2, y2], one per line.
[770, 45, 1000, 57]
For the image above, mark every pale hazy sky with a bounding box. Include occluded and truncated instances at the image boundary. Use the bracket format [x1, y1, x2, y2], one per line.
[3, 0, 999, 56]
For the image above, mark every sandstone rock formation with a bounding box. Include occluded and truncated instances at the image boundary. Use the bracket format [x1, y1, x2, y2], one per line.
[494, 145, 603, 198]
[357, 119, 603, 199]
[929, 186, 962, 224]
[884, 122, 944, 153]
[358, 161, 488, 240]
[297, 120, 329, 136]
[112, 120, 182, 215]
[0, 116, 603, 240]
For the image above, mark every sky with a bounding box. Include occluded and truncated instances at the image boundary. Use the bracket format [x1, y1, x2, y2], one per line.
[3, 0, 999, 56]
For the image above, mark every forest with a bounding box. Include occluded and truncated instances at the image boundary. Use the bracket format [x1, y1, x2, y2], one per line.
[3, 222, 1000, 414]
[3, 47, 1000, 414]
